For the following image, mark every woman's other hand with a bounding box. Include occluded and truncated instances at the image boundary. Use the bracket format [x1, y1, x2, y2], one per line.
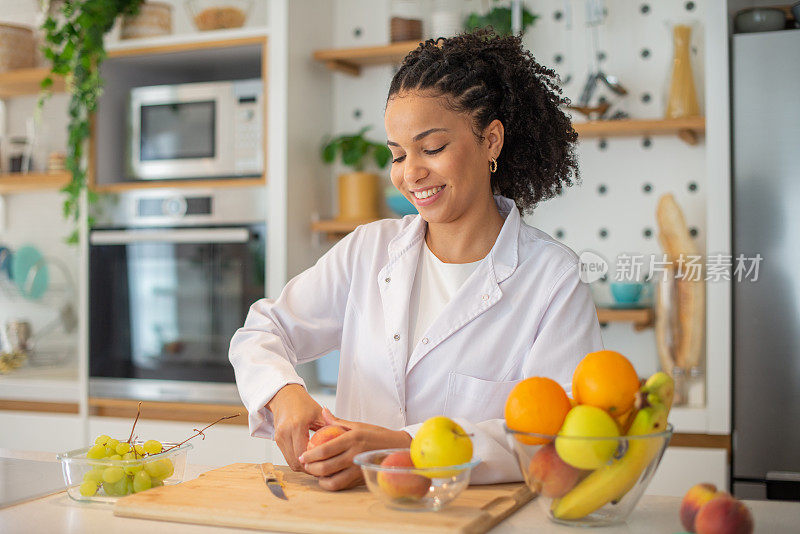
[300, 407, 412, 491]
[267, 384, 325, 471]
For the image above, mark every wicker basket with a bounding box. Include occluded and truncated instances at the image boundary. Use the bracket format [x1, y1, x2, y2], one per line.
[0, 24, 36, 73]
[120, 1, 173, 40]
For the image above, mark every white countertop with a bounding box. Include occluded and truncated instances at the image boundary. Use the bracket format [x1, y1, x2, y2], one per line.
[1, 450, 798, 534]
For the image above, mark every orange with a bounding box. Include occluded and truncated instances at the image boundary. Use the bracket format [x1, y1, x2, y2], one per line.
[572, 350, 640, 416]
[505, 377, 572, 445]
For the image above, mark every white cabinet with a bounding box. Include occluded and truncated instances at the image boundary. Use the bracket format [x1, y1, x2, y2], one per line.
[87, 417, 274, 467]
[0, 412, 83, 453]
[647, 447, 728, 497]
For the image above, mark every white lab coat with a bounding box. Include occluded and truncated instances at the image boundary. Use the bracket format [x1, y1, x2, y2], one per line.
[229, 196, 604, 484]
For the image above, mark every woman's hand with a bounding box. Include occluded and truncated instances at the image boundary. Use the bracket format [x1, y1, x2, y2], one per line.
[267, 384, 325, 471]
[300, 408, 412, 491]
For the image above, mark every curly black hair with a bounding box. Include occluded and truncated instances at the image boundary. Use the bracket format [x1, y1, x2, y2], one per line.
[387, 28, 579, 214]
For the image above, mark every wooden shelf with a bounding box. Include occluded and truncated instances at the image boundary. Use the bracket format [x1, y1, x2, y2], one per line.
[108, 33, 267, 58]
[312, 40, 421, 76]
[106, 26, 269, 57]
[311, 218, 379, 239]
[596, 307, 655, 331]
[0, 171, 70, 194]
[93, 176, 265, 193]
[0, 67, 65, 99]
[89, 397, 246, 425]
[573, 116, 706, 145]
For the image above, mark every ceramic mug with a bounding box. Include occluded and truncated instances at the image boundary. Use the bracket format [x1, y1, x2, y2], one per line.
[610, 282, 645, 304]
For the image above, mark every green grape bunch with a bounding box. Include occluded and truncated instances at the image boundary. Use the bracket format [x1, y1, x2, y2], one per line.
[79, 434, 172, 497]
[78, 402, 238, 498]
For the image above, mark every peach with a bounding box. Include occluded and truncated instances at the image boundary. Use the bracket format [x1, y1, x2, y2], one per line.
[306, 425, 348, 451]
[695, 494, 754, 534]
[376, 451, 429, 500]
[680, 483, 719, 532]
[528, 442, 583, 498]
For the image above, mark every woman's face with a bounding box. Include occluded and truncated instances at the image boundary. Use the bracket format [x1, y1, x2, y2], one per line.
[384, 91, 502, 225]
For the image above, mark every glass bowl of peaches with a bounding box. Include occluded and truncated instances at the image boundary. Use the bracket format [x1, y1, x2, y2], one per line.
[354, 448, 481, 512]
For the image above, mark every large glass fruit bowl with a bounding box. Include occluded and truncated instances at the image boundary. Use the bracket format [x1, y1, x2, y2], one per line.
[58, 441, 192, 502]
[505, 424, 672, 527]
[353, 448, 481, 512]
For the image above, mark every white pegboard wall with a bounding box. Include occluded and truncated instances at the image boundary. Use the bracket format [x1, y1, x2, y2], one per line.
[522, 1, 708, 377]
[330, 1, 710, 376]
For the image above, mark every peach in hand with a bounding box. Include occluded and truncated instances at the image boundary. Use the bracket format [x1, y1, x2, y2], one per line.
[680, 483, 719, 532]
[695, 493, 754, 534]
[306, 425, 348, 451]
[528, 442, 583, 498]
[376, 450, 429, 500]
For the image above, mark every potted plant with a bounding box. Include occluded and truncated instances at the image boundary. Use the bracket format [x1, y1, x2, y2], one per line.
[39, 0, 146, 242]
[464, 0, 538, 36]
[321, 126, 392, 221]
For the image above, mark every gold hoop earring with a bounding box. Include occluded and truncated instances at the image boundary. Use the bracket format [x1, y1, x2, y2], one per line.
[489, 157, 498, 173]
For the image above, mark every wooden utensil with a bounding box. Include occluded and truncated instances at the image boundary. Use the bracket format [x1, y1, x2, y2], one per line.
[114, 463, 533, 534]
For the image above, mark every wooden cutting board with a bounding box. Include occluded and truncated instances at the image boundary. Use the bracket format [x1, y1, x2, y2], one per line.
[114, 463, 533, 534]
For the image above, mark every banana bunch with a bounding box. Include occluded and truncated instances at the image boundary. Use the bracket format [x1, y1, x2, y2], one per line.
[551, 372, 675, 520]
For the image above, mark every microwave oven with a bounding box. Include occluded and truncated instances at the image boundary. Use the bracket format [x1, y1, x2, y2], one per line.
[128, 79, 263, 181]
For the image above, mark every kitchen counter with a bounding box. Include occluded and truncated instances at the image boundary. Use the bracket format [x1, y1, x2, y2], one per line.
[1, 451, 798, 533]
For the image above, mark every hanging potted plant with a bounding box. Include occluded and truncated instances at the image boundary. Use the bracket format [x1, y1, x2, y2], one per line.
[38, 0, 146, 242]
[321, 126, 392, 221]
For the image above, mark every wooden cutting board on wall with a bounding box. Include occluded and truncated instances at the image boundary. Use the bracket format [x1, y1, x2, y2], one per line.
[114, 463, 533, 534]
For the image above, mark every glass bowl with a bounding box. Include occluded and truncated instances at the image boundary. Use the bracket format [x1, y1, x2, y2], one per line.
[57, 441, 192, 502]
[186, 0, 253, 31]
[505, 424, 672, 527]
[353, 448, 481, 512]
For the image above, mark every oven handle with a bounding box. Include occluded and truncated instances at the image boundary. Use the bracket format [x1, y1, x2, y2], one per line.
[90, 227, 251, 245]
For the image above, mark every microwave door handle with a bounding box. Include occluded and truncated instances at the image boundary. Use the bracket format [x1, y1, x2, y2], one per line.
[90, 228, 251, 245]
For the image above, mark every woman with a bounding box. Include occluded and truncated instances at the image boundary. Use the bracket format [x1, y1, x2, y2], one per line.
[229, 29, 603, 491]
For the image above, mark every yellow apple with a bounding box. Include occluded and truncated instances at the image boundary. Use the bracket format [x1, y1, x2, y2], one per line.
[555, 405, 620, 470]
[410, 416, 473, 478]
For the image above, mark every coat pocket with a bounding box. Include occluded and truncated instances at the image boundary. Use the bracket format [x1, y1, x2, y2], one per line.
[443, 372, 521, 422]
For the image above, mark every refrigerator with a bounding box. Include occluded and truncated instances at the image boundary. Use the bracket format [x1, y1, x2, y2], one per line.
[732, 29, 800, 501]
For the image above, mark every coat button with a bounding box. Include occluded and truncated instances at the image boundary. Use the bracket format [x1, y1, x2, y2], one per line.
[482, 294, 489, 301]
[385, 277, 391, 283]
[422, 337, 429, 344]
[393, 333, 400, 341]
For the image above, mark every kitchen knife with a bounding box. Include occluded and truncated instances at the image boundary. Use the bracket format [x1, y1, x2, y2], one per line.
[260, 462, 288, 500]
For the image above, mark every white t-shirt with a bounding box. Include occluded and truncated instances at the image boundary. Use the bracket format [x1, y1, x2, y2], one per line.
[407, 241, 484, 366]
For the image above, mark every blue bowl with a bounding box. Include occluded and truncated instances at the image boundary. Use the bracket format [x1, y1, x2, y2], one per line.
[610, 282, 643, 304]
[386, 193, 418, 216]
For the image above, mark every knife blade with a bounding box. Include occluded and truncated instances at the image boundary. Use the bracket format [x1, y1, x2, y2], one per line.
[260, 462, 288, 500]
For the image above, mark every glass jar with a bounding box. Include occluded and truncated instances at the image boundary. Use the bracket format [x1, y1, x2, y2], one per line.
[671, 366, 688, 407]
[8, 137, 28, 173]
[687, 366, 706, 407]
[429, 0, 463, 39]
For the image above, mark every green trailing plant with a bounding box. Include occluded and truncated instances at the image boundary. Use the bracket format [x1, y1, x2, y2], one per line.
[321, 126, 392, 172]
[38, 0, 145, 243]
[464, 1, 538, 37]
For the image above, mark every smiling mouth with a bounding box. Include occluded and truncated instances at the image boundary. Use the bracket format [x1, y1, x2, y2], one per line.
[412, 185, 445, 199]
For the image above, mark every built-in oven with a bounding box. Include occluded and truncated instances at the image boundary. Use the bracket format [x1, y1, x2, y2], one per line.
[89, 189, 265, 403]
